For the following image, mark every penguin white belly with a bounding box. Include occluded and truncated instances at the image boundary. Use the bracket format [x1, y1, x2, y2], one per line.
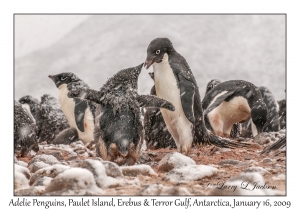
[58, 84, 94, 144]
[207, 96, 250, 137]
[153, 54, 193, 153]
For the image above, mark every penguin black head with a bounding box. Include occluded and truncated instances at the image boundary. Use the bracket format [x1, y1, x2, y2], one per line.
[145, 38, 175, 69]
[18, 95, 39, 118]
[19, 95, 39, 106]
[205, 79, 222, 95]
[48, 72, 80, 88]
[116, 139, 130, 157]
[101, 63, 144, 91]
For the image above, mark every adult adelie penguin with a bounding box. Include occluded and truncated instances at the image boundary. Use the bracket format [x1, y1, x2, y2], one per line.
[68, 63, 175, 165]
[144, 38, 247, 155]
[202, 80, 268, 138]
[204, 79, 241, 139]
[144, 72, 176, 149]
[19, 94, 70, 143]
[48, 73, 97, 145]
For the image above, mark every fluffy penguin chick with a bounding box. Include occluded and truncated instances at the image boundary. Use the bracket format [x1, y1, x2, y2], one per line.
[19, 94, 70, 143]
[14, 100, 39, 157]
[277, 99, 286, 129]
[202, 80, 268, 138]
[68, 63, 175, 166]
[48, 72, 97, 144]
[144, 37, 248, 155]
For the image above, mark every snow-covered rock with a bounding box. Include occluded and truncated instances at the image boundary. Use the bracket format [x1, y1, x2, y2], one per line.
[29, 164, 70, 185]
[70, 159, 120, 188]
[218, 159, 242, 166]
[15, 164, 30, 179]
[28, 161, 51, 173]
[28, 154, 62, 166]
[14, 171, 29, 190]
[139, 184, 192, 195]
[32, 176, 53, 187]
[158, 152, 196, 172]
[164, 165, 218, 183]
[37, 150, 65, 161]
[44, 168, 103, 195]
[102, 161, 123, 178]
[121, 165, 157, 177]
[244, 166, 270, 175]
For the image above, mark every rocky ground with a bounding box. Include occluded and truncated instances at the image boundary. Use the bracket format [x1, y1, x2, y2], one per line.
[14, 129, 286, 196]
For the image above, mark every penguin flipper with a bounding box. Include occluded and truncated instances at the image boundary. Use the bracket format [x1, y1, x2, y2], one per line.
[51, 128, 79, 145]
[176, 74, 195, 124]
[203, 90, 235, 116]
[137, 95, 175, 111]
[260, 136, 286, 155]
[74, 98, 88, 132]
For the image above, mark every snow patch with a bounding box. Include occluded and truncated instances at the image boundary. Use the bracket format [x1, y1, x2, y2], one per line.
[14, 171, 30, 190]
[121, 164, 157, 177]
[164, 165, 218, 182]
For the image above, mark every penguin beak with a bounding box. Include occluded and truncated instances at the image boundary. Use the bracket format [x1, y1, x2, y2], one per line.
[144, 56, 155, 69]
[48, 75, 54, 81]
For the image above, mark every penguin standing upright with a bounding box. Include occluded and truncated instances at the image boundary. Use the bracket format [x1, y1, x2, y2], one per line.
[19, 94, 70, 143]
[14, 100, 39, 157]
[144, 38, 247, 155]
[144, 72, 176, 149]
[67, 63, 175, 165]
[204, 79, 241, 138]
[48, 73, 97, 145]
[202, 80, 268, 138]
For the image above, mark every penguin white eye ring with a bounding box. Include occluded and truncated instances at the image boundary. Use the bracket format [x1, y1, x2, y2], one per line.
[155, 50, 160, 55]
[60, 76, 67, 81]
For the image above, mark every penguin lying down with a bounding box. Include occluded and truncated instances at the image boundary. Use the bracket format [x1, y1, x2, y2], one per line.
[202, 80, 268, 138]
[67, 63, 175, 166]
[204, 79, 241, 139]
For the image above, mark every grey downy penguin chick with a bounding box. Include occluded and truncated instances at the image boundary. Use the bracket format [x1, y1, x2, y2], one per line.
[144, 72, 176, 149]
[241, 86, 281, 137]
[48, 72, 97, 145]
[202, 80, 268, 138]
[68, 63, 175, 165]
[277, 99, 286, 129]
[204, 79, 241, 139]
[19, 94, 71, 143]
[14, 100, 39, 157]
[260, 136, 286, 155]
[144, 38, 248, 155]
[258, 86, 280, 132]
[18, 95, 39, 123]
